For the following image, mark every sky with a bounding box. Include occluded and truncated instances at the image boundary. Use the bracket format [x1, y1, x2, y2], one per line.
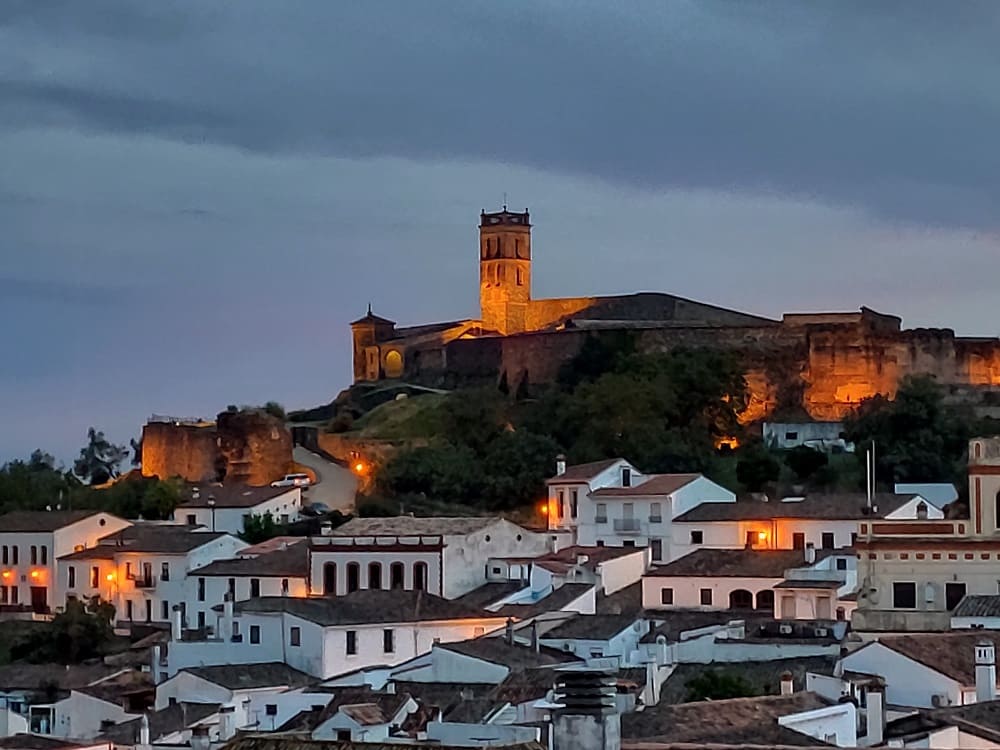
[3, 1, 1000, 463]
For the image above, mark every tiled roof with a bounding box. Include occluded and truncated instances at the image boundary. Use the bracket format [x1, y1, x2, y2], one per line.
[0, 737, 90, 750]
[60, 524, 230, 557]
[529, 545, 645, 571]
[449, 582, 523, 610]
[673, 492, 916, 521]
[190, 543, 308, 577]
[99, 702, 220, 744]
[877, 632, 1000, 685]
[621, 691, 831, 745]
[0, 662, 122, 691]
[0, 510, 102, 532]
[333, 516, 501, 537]
[235, 590, 494, 626]
[542, 614, 643, 641]
[640, 609, 743, 642]
[491, 583, 595, 618]
[953, 594, 1000, 618]
[388, 681, 497, 723]
[278, 689, 411, 733]
[656, 657, 838, 705]
[886, 699, 1000, 743]
[774, 579, 843, 589]
[220, 734, 545, 750]
[646, 548, 828, 578]
[546, 459, 621, 484]
[591, 474, 701, 497]
[76, 669, 153, 703]
[182, 662, 315, 690]
[339, 703, 390, 726]
[438, 636, 581, 669]
[596, 582, 643, 616]
[177, 484, 296, 509]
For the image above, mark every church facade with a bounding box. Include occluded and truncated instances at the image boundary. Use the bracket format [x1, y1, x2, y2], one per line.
[351, 207, 1000, 421]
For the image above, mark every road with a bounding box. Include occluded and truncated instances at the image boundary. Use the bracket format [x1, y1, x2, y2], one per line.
[293, 446, 358, 514]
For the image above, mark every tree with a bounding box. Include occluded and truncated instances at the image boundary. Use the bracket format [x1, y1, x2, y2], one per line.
[73, 428, 129, 485]
[129, 437, 143, 468]
[685, 669, 757, 701]
[844, 375, 972, 486]
[784, 445, 829, 482]
[13, 597, 116, 664]
[263, 401, 287, 420]
[0, 451, 79, 513]
[736, 448, 781, 491]
[241, 511, 280, 544]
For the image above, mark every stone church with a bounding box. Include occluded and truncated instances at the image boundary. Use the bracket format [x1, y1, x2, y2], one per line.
[351, 207, 1000, 421]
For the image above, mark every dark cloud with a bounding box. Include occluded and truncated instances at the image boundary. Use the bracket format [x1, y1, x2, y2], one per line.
[3, 2, 1000, 226]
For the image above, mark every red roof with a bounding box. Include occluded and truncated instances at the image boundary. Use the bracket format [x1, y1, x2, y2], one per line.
[546, 459, 622, 485]
[592, 473, 701, 497]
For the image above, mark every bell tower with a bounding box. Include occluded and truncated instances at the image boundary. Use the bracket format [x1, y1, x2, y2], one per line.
[479, 207, 531, 335]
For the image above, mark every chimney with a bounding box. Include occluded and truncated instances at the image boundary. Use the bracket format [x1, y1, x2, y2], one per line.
[531, 620, 540, 653]
[189, 726, 210, 750]
[221, 593, 234, 642]
[780, 671, 794, 696]
[217, 704, 236, 741]
[552, 670, 620, 750]
[505, 617, 515, 645]
[976, 640, 997, 702]
[804, 542, 816, 564]
[866, 680, 886, 746]
[171, 604, 183, 641]
[150, 645, 162, 680]
[138, 713, 150, 747]
[556, 455, 567, 477]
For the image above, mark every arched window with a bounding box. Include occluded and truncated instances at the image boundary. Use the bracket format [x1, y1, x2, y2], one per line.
[413, 562, 428, 592]
[323, 562, 337, 596]
[756, 590, 775, 612]
[916, 501, 928, 520]
[368, 562, 383, 590]
[729, 589, 754, 609]
[346, 563, 360, 593]
[390, 562, 405, 590]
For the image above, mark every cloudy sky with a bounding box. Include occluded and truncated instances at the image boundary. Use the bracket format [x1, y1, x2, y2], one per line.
[3, 1, 1000, 463]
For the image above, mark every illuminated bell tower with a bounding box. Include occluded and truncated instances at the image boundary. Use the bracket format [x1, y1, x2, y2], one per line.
[479, 207, 531, 335]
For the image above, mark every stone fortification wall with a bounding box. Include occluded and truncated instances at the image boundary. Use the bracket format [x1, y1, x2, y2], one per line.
[141, 422, 219, 483]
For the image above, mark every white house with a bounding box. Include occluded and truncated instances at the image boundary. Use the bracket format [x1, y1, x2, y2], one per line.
[165, 590, 511, 680]
[56, 523, 247, 629]
[641, 546, 856, 620]
[309, 517, 553, 599]
[173, 484, 302, 535]
[671, 491, 941, 561]
[884, 697, 1000, 748]
[0, 511, 130, 613]
[187, 538, 310, 613]
[763, 422, 853, 452]
[545, 457, 735, 561]
[537, 614, 650, 666]
[487, 545, 648, 597]
[310, 692, 418, 743]
[839, 632, 1000, 708]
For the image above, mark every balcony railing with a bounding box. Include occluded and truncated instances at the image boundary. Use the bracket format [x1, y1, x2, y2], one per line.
[614, 518, 641, 533]
[595, 516, 608, 524]
[132, 575, 156, 589]
[649, 515, 663, 523]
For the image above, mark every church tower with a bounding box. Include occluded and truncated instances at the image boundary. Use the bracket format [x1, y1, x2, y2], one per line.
[479, 207, 531, 335]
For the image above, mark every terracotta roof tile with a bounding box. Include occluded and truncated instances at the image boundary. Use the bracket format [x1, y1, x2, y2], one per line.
[546, 459, 621, 485]
[878, 631, 1000, 685]
[646, 548, 829, 578]
[674, 492, 916, 522]
[592, 474, 701, 497]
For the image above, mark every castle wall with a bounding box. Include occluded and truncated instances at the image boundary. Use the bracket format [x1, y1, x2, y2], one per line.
[216, 410, 293, 486]
[141, 422, 219, 483]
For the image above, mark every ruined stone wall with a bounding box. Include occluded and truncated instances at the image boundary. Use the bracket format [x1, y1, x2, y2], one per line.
[141, 422, 219, 482]
[216, 410, 293, 486]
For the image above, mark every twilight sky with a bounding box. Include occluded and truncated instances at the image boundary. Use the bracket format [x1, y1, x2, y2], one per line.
[3, 1, 1000, 463]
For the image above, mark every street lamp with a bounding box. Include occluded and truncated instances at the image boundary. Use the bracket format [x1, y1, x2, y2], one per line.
[207, 496, 216, 532]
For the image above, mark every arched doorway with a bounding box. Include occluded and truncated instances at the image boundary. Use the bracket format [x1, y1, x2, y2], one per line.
[729, 589, 754, 609]
[384, 350, 403, 378]
[756, 590, 775, 612]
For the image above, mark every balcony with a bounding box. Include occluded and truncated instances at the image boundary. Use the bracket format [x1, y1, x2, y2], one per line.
[131, 575, 156, 589]
[614, 518, 641, 533]
[649, 515, 663, 524]
[595, 516, 608, 524]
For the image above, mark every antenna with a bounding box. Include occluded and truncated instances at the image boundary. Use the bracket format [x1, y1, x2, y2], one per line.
[502, 192, 507, 211]
[865, 446, 872, 509]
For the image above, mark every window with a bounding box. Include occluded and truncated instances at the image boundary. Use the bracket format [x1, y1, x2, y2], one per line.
[413, 562, 428, 592]
[290, 627, 301, 647]
[368, 562, 382, 590]
[690, 530, 703, 544]
[821, 532, 835, 550]
[125, 562, 132, 579]
[571, 490, 578, 519]
[323, 562, 337, 595]
[650, 503, 662, 522]
[390, 562, 405, 590]
[281, 578, 289, 595]
[40, 546, 47, 565]
[250, 625, 261, 644]
[347, 563, 360, 593]
[700, 588, 713, 606]
[836, 558, 848, 571]
[946, 582, 967, 611]
[161, 563, 170, 582]
[622, 467, 632, 487]
[491, 566, 502, 575]
[228, 578, 236, 597]
[250, 579, 260, 598]
[265, 705, 277, 717]
[596, 503, 608, 523]
[1, 546, 6, 564]
[91, 566, 99, 588]
[186, 514, 196, 525]
[893, 582, 917, 609]
[11, 546, 17, 565]
[729, 589, 754, 609]
[10, 587, 17, 604]
[660, 588, 674, 605]
[126, 600, 134, 620]
[383, 629, 395, 653]
[197, 578, 205, 601]
[337, 731, 352, 742]
[67, 566, 76, 589]
[792, 533, 806, 550]
[0, 586, 6, 604]
[756, 590, 775, 611]
[623, 540, 635, 547]
[650, 539, 663, 562]
[785, 431, 799, 441]
[197, 611, 205, 629]
[161, 600, 169, 620]
[557, 490, 565, 520]
[851, 532, 858, 546]
[346, 630, 358, 655]
[30, 546, 37, 565]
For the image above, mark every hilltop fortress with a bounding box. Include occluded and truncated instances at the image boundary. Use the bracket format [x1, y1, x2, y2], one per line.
[351, 207, 1000, 421]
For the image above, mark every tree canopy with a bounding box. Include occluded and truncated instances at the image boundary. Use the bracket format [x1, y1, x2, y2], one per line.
[73, 428, 129, 485]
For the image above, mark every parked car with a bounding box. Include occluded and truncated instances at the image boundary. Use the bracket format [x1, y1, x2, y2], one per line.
[301, 502, 332, 517]
[270, 473, 312, 488]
